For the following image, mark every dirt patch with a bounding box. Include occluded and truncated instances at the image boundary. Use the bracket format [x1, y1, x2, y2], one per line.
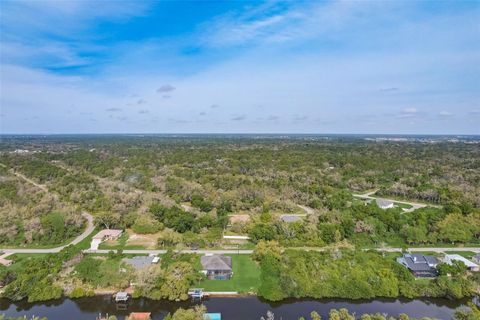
[126, 229, 161, 249]
[229, 214, 251, 224]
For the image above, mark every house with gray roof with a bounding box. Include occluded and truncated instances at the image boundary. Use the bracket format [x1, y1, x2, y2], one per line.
[376, 199, 394, 209]
[444, 254, 479, 272]
[123, 255, 159, 270]
[397, 253, 439, 277]
[201, 254, 232, 280]
[280, 215, 303, 223]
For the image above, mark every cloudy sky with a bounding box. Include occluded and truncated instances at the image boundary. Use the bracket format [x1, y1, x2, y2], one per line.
[1, 0, 479, 134]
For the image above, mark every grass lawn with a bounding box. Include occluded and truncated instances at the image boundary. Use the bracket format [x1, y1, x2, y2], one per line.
[7, 253, 52, 271]
[197, 254, 260, 293]
[394, 202, 413, 209]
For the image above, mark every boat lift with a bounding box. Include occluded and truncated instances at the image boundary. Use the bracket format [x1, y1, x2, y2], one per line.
[188, 288, 209, 299]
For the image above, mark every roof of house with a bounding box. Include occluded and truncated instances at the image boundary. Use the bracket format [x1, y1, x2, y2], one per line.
[400, 254, 438, 272]
[201, 255, 232, 271]
[280, 215, 303, 223]
[116, 292, 129, 299]
[128, 312, 151, 320]
[123, 256, 157, 270]
[376, 198, 394, 207]
[445, 254, 479, 268]
[93, 229, 123, 240]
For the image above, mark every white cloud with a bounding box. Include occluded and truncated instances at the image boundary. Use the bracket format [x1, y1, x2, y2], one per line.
[439, 110, 454, 117]
[402, 108, 418, 114]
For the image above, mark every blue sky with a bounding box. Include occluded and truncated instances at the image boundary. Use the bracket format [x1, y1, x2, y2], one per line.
[1, 0, 479, 134]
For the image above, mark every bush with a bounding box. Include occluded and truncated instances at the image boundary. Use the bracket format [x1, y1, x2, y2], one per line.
[132, 215, 164, 234]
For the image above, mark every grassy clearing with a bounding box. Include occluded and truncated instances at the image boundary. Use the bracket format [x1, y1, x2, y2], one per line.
[7, 253, 52, 271]
[196, 254, 260, 293]
[394, 202, 413, 209]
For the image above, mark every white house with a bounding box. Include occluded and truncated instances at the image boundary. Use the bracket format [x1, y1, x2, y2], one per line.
[90, 229, 123, 250]
[376, 198, 394, 209]
[444, 254, 479, 272]
[472, 253, 480, 264]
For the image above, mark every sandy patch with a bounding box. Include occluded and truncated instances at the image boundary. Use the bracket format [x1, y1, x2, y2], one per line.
[126, 229, 162, 249]
[229, 214, 251, 224]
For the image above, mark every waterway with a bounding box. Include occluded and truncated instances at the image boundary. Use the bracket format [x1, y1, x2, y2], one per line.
[0, 296, 475, 320]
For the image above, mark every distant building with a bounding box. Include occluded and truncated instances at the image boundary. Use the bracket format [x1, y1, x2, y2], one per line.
[376, 198, 394, 209]
[201, 254, 232, 280]
[127, 312, 151, 320]
[280, 215, 303, 223]
[444, 254, 479, 272]
[114, 291, 129, 302]
[397, 253, 439, 277]
[472, 253, 480, 264]
[123, 255, 159, 270]
[0, 257, 12, 267]
[90, 229, 123, 250]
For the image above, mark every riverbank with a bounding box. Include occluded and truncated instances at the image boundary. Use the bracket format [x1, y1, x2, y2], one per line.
[1, 296, 476, 320]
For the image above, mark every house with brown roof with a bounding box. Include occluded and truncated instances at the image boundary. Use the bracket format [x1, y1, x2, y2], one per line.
[90, 229, 123, 250]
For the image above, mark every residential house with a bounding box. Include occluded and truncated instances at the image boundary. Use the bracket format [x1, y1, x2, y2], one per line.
[201, 254, 232, 280]
[376, 199, 394, 209]
[444, 254, 479, 272]
[397, 253, 439, 277]
[472, 253, 480, 264]
[127, 312, 151, 320]
[280, 215, 303, 223]
[123, 255, 160, 271]
[90, 229, 123, 250]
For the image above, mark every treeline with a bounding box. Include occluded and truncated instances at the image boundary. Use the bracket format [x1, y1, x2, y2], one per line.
[1, 137, 479, 250]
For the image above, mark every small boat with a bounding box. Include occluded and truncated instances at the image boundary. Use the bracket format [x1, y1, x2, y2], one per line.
[113, 291, 129, 302]
[188, 288, 205, 299]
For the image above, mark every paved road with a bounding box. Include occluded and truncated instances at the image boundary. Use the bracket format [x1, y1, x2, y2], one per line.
[86, 249, 255, 255]
[82, 246, 480, 255]
[3, 241, 479, 256]
[1, 212, 94, 254]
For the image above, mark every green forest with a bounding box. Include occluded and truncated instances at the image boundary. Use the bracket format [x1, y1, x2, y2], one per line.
[1, 136, 479, 249]
[0, 136, 479, 305]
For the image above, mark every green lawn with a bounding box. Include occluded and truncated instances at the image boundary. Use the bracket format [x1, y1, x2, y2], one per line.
[7, 253, 52, 271]
[394, 202, 413, 209]
[197, 254, 260, 293]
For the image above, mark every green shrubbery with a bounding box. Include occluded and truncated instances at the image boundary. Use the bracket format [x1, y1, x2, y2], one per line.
[253, 245, 477, 301]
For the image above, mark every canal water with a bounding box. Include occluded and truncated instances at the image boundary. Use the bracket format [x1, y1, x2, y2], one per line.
[0, 296, 473, 320]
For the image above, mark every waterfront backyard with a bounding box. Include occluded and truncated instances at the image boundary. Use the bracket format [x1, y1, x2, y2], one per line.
[197, 255, 260, 293]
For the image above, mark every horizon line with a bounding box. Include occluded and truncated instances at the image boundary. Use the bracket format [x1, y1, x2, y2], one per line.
[1, 132, 479, 137]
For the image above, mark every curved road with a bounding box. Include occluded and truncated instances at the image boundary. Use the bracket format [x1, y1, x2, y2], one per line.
[1, 212, 94, 255]
[352, 190, 442, 210]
